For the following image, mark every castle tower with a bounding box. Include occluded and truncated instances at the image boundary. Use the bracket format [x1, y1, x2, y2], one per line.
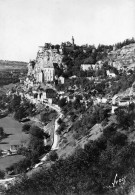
[113, 45, 117, 51]
[72, 36, 75, 48]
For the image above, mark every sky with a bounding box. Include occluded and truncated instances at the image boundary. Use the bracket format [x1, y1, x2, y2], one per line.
[0, 0, 135, 62]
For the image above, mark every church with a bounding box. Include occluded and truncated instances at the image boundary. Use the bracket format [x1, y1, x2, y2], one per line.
[28, 37, 75, 83]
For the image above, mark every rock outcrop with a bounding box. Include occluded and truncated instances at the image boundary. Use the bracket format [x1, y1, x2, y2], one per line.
[27, 37, 75, 84]
[108, 43, 135, 70]
[28, 43, 63, 83]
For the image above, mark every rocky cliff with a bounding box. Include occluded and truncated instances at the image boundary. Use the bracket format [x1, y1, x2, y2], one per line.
[27, 45, 63, 83]
[108, 43, 135, 70]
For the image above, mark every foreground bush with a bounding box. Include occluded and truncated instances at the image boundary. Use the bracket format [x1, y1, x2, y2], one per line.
[22, 124, 31, 133]
[4, 134, 135, 195]
[48, 150, 58, 162]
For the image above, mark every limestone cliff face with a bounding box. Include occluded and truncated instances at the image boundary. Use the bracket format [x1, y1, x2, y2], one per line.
[108, 43, 135, 70]
[28, 47, 63, 83]
[27, 38, 76, 83]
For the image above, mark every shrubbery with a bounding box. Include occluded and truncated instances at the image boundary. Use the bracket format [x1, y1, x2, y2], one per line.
[48, 150, 58, 162]
[73, 105, 110, 139]
[29, 126, 44, 139]
[0, 170, 5, 179]
[0, 127, 5, 137]
[40, 109, 57, 124]
[4, 100, 135, 195]
[6, 126, 48, 175]
[56, 121, 66, 135]
[8, 95, 36, 121]
[5, 128, 135, 195]
[58, 98, 67, 108]
[22, 124, 31, 133]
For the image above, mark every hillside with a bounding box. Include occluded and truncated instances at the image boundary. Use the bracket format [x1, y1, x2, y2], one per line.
[0, 60, 27, 70]
[0, 60, 27, 86]
[108, 43, 135, 70]
[2, 40, 135, 195]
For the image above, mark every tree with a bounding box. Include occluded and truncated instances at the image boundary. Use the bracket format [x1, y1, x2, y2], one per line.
[49, 151, 58, 162]
[109, 132, 127, 146]
[56, 122, 66, 135]
[9, 95, 21, 112]
[103, 124, 116, 139]
[28, 136, 45, 156]
[116, 108, 134, 129]
[25, 103, 36, 116]
[95, 81, 106, 95]
[0, 127, 5, 137]
[0, 170, 5, 179]
[28, 126, 45, 158]
[83, 56, 95, 64]
[40, 112, 49, 123]
[22, 124, 31, 133]
[17, 147, 30, 156]
[14, 106, 27, 121]
[13, 158, 31, 174]
[29, 126, 44, 139]
[57, 118, 63, 125]
[30, 152, 40, 166]
[58, 98, 67, 108]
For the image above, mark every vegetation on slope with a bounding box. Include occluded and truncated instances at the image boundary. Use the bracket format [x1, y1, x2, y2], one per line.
[0, 60, 27, 69]
[2, 38, 135, 194]
[3, 103, 135, 195]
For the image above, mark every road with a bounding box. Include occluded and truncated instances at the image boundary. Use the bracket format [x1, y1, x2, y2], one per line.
[51, 113, 63, 150]
[1, 103, 62, 187]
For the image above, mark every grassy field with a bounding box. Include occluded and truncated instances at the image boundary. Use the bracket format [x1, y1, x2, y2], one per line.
[0, 116, 29, 171]
[0, 155, 25, 171]
[0, 116, 29, 150]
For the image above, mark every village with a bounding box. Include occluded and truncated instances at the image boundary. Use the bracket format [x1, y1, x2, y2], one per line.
[0, 38, 135, 190]
[1, 0, 135, 193]
[1, 39, 135, 155]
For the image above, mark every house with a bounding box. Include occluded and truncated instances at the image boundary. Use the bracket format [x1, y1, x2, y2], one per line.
[93, 98, 101, 105]
[67, 95, 76, 102]
[58, 76, 65, 84]
[40, 92, 47, 102]
[118, 100, 130, 107]
[111, 105, 118, 114]
[58, 91, 65, 95]
[69, 75, 77, 79]
[43, 64, 55, 82]
[10, 141, 23, 153]
[87, 76, 94, 80]
[101, 98, 108, 104]
[31, 98, 37, 104]
[48, 98, 53, 104]
[106, 70, 116, 78]
[36, 63, 55, 83]
[81, 63, 103, 71]
[112, 95, 119, 105]
[118, 96, 132, 107]
[81, 64, 93, 71]
[93, 97, 108, 105]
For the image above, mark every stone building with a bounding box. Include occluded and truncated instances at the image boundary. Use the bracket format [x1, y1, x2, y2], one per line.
[27, 37, 76, 83]
[28, 43, 62, 83]
[81, 62, 103, 71]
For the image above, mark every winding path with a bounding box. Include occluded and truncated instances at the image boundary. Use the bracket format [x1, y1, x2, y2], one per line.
[0, 104, 63, 186]
[51, 113, 63, 150]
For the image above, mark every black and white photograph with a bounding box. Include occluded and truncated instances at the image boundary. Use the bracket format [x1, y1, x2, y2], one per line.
[0, 0, 135, 194]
